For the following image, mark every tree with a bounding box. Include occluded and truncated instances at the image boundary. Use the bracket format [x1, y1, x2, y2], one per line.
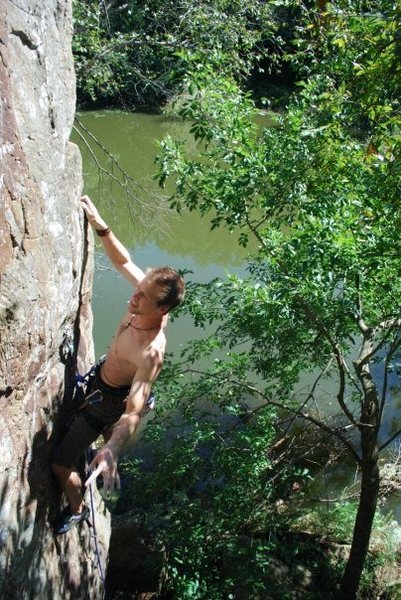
[72, 0, 283, 106]
[155, 2, 401, 596]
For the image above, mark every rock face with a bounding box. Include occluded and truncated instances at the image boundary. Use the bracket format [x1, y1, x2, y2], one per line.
[0, 1, 110, 597]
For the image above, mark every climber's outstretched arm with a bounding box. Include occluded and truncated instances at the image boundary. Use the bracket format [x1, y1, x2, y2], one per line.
[80, 195, 145, 287]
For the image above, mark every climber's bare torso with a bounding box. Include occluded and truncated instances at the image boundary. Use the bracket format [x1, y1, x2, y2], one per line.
[101, 310, 166, 388]
[99, 276, 169, 396]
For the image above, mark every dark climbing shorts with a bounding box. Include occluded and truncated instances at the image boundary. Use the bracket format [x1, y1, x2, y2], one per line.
[52, 364, 130, 469]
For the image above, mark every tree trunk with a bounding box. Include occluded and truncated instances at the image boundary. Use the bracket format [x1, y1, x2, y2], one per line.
[337, 331, 382, 599]
[338, 426, 380, 598]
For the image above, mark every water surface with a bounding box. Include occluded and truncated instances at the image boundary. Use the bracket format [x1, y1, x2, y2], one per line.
[72, 110, 401, 520]
[72, 110, 252, 355]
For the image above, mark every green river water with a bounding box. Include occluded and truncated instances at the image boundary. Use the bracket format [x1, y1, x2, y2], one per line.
[72, 110, 252, 356]
[72, 109, 401, 522]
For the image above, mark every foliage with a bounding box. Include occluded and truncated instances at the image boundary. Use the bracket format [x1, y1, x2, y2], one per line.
[293, 505, 399, 598]
[155, 0, 401, 417]
[156, 61, 401, 390]
[288, 0, 401, 144]
[153, 1, 401, 597]
[121, 377, 320, 598]
[76, 1, 401, 596]
[294, 502, 370, 544]
[123, 404, 270, 597]
[72, 0, 283, 106]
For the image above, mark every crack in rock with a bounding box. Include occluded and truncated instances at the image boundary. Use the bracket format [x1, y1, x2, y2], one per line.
[10, 29, 40, 51]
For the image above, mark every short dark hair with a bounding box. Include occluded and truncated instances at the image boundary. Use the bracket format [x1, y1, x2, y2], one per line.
[146, 267, 185, 311]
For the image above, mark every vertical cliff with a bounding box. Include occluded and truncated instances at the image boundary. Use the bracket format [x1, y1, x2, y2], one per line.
[0, 1, 109, 597]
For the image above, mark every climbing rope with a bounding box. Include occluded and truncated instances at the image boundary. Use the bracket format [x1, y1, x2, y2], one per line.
[73, 357, 156, 595]
[73, 361, 107, 596]
[85, 449, 106, 597]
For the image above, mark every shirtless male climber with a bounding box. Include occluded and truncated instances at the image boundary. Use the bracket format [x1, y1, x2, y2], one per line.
[52, 195, 185, 534]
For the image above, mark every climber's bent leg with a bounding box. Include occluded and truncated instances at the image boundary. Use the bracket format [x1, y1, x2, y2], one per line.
[52, 410, 102, 528]
[51, 463, 85, 514]
[51, 387, 126, 533]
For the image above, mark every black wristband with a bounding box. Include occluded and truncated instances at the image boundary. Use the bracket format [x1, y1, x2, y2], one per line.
[95, 227, 111, 237]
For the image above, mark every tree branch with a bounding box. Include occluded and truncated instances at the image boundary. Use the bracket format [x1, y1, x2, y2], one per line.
[378, 334, 401, 428]
[183, 367, 361, 465]
[73, 119, 167, 227]
[284, 356, 334, 435]
[295, 295, 358, 427]
[379, 427, 401, 452]
[378, 318, 401, 331]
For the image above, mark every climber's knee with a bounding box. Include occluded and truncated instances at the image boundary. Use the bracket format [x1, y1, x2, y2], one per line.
[51, 462, 70, 478]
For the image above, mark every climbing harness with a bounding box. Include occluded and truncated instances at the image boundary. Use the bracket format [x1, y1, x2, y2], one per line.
[74, 356, 156, 416]
[74, 359, 103, 410]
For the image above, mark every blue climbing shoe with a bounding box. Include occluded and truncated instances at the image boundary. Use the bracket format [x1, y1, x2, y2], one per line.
[54, 505, 90, 535]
